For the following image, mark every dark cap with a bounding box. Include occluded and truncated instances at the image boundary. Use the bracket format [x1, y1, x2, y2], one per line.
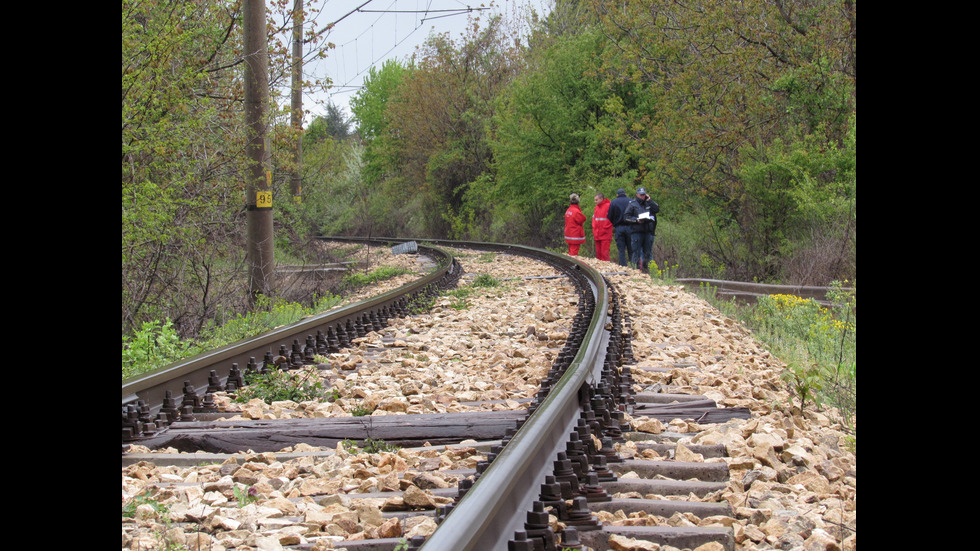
[636, 187, 647, 195]
[617, 188, 626, 196]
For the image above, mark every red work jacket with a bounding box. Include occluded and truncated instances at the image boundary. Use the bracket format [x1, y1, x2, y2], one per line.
[591, 198, 613, 241]
[564, 204, 586, 244]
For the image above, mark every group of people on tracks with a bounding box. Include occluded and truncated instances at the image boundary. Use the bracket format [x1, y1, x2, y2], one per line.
[564, 188, 659, 273]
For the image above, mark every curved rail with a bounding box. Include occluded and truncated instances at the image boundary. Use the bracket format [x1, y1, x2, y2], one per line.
[123, 236, 634, 551]
[332, 238, 631, 551]
[122, 241, 461, 437]
[419, 245, 612, 551]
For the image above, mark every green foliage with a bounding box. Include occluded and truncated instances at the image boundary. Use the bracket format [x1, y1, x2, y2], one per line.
[472, 274, 502, 287]
[356, 17, 519, 238]
[122, 0, 251, 336]
[122, 491, 167, 519]
[122, 319, 195, 379]
[350, 404, 374, 417]
[199, 293, 342, 347]
[233, 485, 260, 507]
[123, 294, 342, 380]
[748, 284, 856, 428]
[306, 103, 353, 142]
[342, 438, 400, 454]
[443, 288, 472, 310]
[483, 29, 624, 246]
[341, 266, 411, 288]
[233, 366, 327, 405]
[122, 0, 340, 339]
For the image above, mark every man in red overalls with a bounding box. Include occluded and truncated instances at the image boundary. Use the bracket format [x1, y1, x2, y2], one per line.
[592, 193, 613, 261]
[564, 193, 586, 256]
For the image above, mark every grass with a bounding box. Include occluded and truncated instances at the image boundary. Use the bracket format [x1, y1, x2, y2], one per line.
[341, 265, 411, 287]
[122, 293, 344, 380]
[122, 263, 415, 380]
[441, 273, 504, 310]
[341, 438, 400, 454]
[694, 280, 856, 437]
[232, 366, 332, 405]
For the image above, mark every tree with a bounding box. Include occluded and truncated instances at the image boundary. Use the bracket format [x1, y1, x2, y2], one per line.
[481, 29, 638, 245]
[350, 59, 407, 189]
[369, 16, 522, 237]
[305, 103, 352, 142]
[584, 0, 855, 281]
[122, 0, 251, 335]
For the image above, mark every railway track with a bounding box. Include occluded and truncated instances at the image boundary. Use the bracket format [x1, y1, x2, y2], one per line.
[122, 240, 463, 437]
[122, 239, 852, 551]
[674, 278, 854, 307]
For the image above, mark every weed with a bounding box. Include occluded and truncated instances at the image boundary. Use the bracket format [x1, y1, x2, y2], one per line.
[121, 319, 194, 379]
[234, 366, 327, 405]
[692, 276, 855, 437]
[407, 294, 436, 314]
[342, 265, 411, 288]
[122, 491, 166, 519]
[350, 404, 374, 417]
[122, 293, 342, 380]
[472, 273, 501, 287]
[233, 485, 259, 507]
[648, 260, 680, 283]
[750, 286, 856, 430]
[341, 438, 399, 454]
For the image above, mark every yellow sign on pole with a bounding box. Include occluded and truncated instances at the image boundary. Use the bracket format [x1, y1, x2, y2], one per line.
[256, 190, 272, 209]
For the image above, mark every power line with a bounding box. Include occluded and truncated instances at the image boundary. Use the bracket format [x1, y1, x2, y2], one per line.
[357, 8, 485, 13]
[304, 0, 489, 110]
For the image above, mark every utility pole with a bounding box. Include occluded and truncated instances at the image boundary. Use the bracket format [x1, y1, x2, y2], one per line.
[290, 0, 304, 203]
[244, 0, 275, 305]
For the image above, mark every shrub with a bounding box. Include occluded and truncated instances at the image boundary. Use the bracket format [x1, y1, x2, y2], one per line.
[233, 366, 328, 405]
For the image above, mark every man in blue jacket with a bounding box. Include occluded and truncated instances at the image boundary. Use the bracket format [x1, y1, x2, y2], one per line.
[623, 187, 659, 273]
[607, 189, 633, 267]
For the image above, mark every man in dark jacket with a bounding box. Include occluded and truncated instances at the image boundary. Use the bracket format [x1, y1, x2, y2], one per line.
[607, 188, 633, 267]
[623, 187, 660, 272]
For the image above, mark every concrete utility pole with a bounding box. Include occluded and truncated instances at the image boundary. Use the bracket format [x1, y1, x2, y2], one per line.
[290, 0, 304, 203]
[244, 0, 275, 305]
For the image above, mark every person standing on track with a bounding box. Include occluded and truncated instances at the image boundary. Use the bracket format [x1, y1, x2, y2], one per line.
[564, 193, 587, 256]
[592, 192, 613, 261]
[623, 187, 659, 272]
[608, 188, 633, 267]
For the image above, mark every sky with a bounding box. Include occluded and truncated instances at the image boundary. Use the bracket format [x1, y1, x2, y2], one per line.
[291, 0, 553, 124]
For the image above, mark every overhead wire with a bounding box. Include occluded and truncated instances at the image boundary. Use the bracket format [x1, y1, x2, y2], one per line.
[296, 0, 489, 114]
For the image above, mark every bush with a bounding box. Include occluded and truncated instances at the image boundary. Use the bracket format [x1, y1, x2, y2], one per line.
[233, 366, 329, 405]
[750, 282, 855, 428]
[122, 319, 195, 379]
[122, 294, 342, 380]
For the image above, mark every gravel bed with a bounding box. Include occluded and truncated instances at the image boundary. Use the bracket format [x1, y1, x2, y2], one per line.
[122, 250, 855, 551]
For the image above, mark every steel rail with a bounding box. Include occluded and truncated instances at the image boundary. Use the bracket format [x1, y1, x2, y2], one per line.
[124, 236, 617, 551]
[402, 242, 612, 551]
[675, 278, 854, 305]
[122, 241, 459, 422]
